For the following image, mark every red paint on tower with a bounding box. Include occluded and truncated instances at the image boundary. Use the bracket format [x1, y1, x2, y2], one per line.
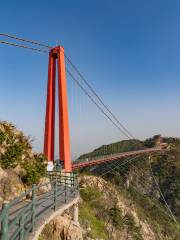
[44, 46, 72, 172]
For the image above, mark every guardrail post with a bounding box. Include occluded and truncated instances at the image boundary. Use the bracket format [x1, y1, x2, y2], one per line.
[19, 214, 25, 240]
[76, 173, 79, 196]
[1, 202, 9, 240]
[64, 173, 67, 203]
[71, 172, 73, 194]
[73, 173, 76, 197]
[31, 184, 36, 232]
[60, 171, 62, 184]
[54, 178, 57, 210]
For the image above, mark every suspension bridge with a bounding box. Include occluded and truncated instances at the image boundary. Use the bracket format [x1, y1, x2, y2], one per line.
[0, 33, 168, 239]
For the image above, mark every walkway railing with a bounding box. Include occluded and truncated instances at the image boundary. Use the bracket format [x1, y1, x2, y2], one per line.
[0, 172, 78, 240]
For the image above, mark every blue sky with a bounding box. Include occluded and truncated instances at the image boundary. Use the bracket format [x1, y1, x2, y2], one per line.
[0, 0, 180, 158]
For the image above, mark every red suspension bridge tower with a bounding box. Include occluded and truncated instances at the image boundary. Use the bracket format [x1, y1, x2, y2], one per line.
[44, 46, 72, 172]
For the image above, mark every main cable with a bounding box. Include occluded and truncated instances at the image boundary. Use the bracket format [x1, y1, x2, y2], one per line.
[0, 33, 51, 49]
[66, 68, 131, 139]
[65, 55, 134, 139]
[0, 40, 48, 53]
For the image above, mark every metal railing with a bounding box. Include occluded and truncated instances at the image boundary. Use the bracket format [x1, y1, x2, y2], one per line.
[0, 172, 78, 240]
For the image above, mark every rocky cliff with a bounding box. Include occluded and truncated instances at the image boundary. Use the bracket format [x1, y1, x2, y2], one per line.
[0, 121, 47, 204]
[78, 175, 179, 240]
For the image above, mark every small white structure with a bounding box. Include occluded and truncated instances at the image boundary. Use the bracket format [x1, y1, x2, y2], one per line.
[47, 161, 54, 172]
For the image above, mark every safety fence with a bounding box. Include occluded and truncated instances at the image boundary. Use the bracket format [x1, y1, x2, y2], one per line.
[0, 172, 78, 240]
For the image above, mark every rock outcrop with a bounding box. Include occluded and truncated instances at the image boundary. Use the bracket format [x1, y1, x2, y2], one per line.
[80, 175, 156, 240]
[0, 121, 47, 187]
[79, 175, 179, 240]
[0, 167, 25, 205]
[40, 214, 83, 240]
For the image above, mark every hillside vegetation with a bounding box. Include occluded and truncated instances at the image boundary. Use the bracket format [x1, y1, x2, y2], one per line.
[78, 174, 180, 240]
[0, 121, 48, 203]
[77, 136, 180, 239]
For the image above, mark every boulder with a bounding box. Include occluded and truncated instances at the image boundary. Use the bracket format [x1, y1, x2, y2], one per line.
[40, 214, 83, 240]
[0, 169, 25, 203]
[4, 169, 25, 200]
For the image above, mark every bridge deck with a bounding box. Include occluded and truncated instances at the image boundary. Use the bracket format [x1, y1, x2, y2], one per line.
[73, 147, 164, 169]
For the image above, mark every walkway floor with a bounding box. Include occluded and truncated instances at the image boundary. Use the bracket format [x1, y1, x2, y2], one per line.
[0, 185, 79, 240]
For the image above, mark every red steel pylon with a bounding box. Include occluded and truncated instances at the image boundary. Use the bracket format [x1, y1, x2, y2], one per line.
[44, 46, 72, 172]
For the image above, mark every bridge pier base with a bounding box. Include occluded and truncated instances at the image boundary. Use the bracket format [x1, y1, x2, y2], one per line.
[73, 203, 79, 224]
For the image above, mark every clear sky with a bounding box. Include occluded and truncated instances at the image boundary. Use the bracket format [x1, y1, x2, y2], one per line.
[0, 0, 180, 158]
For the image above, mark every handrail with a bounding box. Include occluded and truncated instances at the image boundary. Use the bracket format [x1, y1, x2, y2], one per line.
[0, 172, 79, 240]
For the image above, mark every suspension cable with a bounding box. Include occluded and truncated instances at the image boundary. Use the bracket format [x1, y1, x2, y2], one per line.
[148, 156, 178, 225]
[66, 68, 131, 139]
[0, 40, 48, 53]
[65, 55, 134, 139]
[0, 33, 51, 49]
[100, 155, 140, 177]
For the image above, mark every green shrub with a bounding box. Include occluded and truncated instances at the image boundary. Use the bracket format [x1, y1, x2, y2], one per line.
[0, 121, 47, 185]
[108, 207, 123, 229]
[80, 186, 101, 202]
[1, 143, 23, 168]
[21, 154, 47, 185]
[123, 213, 143, 240]
[0, 132, 6, 144]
